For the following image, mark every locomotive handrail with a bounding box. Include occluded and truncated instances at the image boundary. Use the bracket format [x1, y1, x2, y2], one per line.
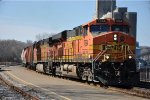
[128, 46, 133, 54]
[93, 50, 107, 62]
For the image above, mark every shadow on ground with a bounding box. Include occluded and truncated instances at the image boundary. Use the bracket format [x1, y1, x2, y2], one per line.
[0, 69, 11, 72]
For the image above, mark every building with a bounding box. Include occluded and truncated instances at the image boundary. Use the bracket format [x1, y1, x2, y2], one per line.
[136, 41, 141, 57]
[96, 0, 116, 18]
[96, 0, 137, 38]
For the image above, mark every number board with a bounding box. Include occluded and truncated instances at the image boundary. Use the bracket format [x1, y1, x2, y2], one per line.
[115, 19, 123, 23]
[96, 19, 107, 23]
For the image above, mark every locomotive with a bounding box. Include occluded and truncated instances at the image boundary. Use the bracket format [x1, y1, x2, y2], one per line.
[21, 18, 139, 86]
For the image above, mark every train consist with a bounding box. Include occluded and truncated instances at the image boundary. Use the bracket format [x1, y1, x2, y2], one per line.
[21, 18, 139, 86]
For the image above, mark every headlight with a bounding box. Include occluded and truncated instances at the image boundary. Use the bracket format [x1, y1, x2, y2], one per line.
[106, 55, 110, 59]
[114, 37, 117, 41]
[114, 34, 117, 41]
[114, 34, 117, 38]
[88, 54, 91, 59]
[129, 56, 132, 59]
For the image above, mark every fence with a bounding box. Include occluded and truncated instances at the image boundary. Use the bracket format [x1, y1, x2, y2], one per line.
[140, 67, 150, 82]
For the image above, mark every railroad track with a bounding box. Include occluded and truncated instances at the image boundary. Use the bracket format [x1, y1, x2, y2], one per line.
[136, 81, 150, 89]
[108, 86, 150, 99]
[0, 79, 24, 100]
[40, 72, 150, 99]
[47, 73, 150, 99]
[11, 67, 150, 100]
[0, 74, 39, 100]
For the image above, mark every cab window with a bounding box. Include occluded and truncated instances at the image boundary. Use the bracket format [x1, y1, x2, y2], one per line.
[111, 25, 129, 33]
[90, 24, 110, 36]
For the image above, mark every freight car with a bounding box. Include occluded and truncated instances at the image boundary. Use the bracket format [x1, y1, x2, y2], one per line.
[21, 46, 33, 69]
[21, 18, 139, 86]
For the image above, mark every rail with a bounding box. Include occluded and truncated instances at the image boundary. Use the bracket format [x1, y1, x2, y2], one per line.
[25, 66, 150, 99]
[60, 75, 150, 99]
[108, 86, 150, 99]
[0, 75, 39, 100]
[52, 74, 150, 99]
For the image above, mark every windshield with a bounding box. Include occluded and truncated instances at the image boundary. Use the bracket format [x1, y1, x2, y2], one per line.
[111, 25, 129, 33]
[90, 24, 110, 36]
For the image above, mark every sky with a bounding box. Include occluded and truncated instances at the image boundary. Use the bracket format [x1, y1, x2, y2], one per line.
[0, 0, 150, 46]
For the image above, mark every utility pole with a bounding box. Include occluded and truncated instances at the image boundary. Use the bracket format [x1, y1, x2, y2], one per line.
[111, 0, 114, 19]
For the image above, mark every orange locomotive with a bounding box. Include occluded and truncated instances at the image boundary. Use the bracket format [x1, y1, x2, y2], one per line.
[22, 18, 139, 86]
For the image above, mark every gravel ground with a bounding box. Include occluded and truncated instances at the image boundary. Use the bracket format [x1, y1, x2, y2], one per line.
[0, 70, 55, 100]
[1, 66, 149, 100]
[0, 79, 25, 100]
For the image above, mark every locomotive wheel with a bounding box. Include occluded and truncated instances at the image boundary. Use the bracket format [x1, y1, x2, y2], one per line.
[81, 68, 93, 81]
[88, 74, 93, 82]
[81, 72, 87, 81]
[88, 70, 93, 82]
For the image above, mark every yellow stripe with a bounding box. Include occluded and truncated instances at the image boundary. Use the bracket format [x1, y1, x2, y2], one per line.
[67, 36, 83, 41]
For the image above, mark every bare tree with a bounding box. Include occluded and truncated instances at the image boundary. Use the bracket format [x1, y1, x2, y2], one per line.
[26, 40, 33, 46]
[0, 39, 28, 63]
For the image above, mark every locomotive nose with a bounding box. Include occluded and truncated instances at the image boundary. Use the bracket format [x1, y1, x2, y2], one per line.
[93, 31, 135, 62]
[93, 32, 126, 44]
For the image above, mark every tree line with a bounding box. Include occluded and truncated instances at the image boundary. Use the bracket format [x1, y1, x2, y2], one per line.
[0, 33, 53, 64]
[0, 39, 32, 63]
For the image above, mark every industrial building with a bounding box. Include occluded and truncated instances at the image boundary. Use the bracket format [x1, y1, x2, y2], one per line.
[96, 0, 137, 38]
